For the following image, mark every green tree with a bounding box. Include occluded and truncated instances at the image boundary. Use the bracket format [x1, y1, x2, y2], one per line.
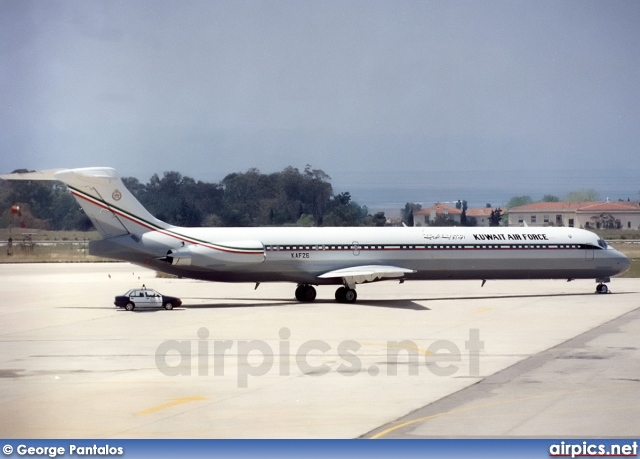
[457, 200, 469, 226]
[542, 194, 560, 202]
[301, 165, 332, 225]
[141, 171, 204, 226]
[50, 187, 92, 230]
[506, 196, 533, 209]
[365, 211, 387, 227]
[402, 203, 421, 226]
[220, 169, 270, 226]
[429, 213, 455, 226]
[565, 188, 600, 202]
[590, 213, 621, 230]
[4, 171, 54, 226]
[122, 177, 146, 199]
[489, 208, 503, 226]
[296, 214, 315, 227]
[219, 166, 333, 226]
[324, 192, 368, 226]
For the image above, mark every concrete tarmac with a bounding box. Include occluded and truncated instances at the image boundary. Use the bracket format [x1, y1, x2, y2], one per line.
[0, 263, 638, 438]
[367, 305, 640, 438]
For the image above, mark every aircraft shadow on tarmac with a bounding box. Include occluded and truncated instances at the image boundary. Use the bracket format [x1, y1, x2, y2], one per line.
[181, 299, 430, 311]
[60, 291, 635, 312]
[174, 290, 635, 311]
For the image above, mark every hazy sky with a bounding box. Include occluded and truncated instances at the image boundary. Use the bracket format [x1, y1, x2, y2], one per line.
[1, 0, 639, 203]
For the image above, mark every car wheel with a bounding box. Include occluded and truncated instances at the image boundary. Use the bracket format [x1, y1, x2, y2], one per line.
[125, 302, 135, 311]
[164, 302, 174, 310]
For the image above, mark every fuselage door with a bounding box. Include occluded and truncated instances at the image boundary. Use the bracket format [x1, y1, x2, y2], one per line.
[585, 248, 594, 261]
[352, 241, 361, 256]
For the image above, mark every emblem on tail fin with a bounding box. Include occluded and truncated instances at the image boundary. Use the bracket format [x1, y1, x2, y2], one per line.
[112, 189, 122, 201]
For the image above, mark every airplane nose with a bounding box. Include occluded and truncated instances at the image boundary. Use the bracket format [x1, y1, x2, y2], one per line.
[615, 252, 632, 275]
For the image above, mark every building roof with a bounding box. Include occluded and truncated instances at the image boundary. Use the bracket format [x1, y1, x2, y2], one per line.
[509, 201, 640, 213]
[576, 202, 640, 213]
[414, 203, 462, 216]
[467, 207, 494, 218]
[415, 203, 495, 217]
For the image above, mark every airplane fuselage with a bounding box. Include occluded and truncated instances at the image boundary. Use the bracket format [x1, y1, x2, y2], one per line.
[90, 225, 630, 285]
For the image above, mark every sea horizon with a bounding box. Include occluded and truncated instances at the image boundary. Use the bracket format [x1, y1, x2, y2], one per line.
[333, 167, 640, 217]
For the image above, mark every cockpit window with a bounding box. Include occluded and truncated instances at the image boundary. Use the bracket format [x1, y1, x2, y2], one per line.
[597, 238, 608, 249]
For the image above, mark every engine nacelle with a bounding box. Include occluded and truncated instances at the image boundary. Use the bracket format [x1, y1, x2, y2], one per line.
[163, 240, 265, 267]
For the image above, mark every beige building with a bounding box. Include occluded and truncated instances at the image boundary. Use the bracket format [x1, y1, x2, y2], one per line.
[413, 203, 494, 227]
[467, 207, 494, 226]
[508, 201, 640, 230]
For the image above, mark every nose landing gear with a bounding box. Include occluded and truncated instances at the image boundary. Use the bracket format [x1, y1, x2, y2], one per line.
[595, 277, 611, 294]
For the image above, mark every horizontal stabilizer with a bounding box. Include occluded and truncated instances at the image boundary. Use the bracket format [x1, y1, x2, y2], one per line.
[0, 169, 65, 181]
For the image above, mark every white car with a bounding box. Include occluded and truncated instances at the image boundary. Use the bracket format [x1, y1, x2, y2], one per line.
[114, 288, 182, 311]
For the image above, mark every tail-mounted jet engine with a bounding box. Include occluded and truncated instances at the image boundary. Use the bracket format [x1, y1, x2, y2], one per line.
[162, 241, 265, 267]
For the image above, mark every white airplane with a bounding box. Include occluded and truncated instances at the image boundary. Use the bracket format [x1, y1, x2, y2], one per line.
[1, 167, 631, 302]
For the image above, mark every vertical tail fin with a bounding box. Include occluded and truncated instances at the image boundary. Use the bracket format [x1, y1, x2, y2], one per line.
[1, 167, 169, 238]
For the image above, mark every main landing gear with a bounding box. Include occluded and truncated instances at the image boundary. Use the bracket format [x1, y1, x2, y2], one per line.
[295, 284, 317, 302]
[294, 284, 358, 303]
[335, 286, 357, 303]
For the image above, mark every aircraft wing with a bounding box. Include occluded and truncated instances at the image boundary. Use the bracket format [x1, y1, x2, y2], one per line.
[318, 265, 416, 286]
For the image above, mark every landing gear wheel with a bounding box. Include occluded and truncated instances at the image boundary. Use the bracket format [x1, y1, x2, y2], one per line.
[596, 283, 609, 294]
[295, 285, 317, 302]
[344, 288, 357, 303]
[125, 302, 135, 311]
[335, 287, 357, 303]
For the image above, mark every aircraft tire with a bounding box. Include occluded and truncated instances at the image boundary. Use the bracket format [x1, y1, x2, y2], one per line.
[296, 285, 316, 302]
[343, 288, 357, 303]
[596, 284, 609, 294]
[335, 287, 357, 303]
